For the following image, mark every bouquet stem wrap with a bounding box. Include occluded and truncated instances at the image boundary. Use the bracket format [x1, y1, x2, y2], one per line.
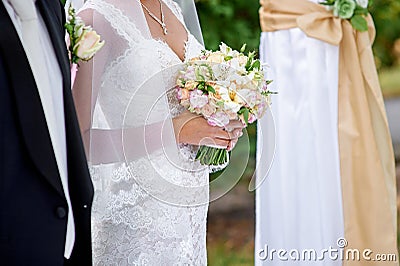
[196, 146, 228, 166]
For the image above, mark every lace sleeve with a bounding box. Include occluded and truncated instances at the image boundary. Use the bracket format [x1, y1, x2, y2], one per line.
[166, 85, 229, 173]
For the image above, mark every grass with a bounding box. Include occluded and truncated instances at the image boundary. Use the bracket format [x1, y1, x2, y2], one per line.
[379, 65, 400, 98]
[208, 242, 254, 266]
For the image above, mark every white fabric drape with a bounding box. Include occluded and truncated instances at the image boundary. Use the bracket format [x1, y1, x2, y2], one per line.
[255, 9, 345, 265]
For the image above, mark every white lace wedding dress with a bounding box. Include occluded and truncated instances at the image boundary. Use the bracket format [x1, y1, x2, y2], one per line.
[75, 0, 209, 265]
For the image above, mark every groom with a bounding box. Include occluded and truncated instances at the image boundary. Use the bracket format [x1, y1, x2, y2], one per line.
[0, 0, 94, 265]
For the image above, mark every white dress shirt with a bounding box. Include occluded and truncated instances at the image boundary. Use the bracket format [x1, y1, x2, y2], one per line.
[3, 0, 75, 259]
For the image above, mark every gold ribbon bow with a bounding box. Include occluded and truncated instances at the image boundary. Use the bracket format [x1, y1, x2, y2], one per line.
[260, 0, 398, 264]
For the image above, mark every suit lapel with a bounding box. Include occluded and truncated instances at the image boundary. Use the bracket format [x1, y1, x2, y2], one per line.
[0, 2, 64, 197]
[35, 0, 94, 205]
[36, 0, 71, 93]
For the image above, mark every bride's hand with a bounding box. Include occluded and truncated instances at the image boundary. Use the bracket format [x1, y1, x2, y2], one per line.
[173, 112, 244, 151]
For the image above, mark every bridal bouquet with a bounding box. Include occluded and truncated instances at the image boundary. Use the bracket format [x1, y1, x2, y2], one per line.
[176, 43, 273, 166]
[320, 0, 371, 31]
[65, 4, 105, 87]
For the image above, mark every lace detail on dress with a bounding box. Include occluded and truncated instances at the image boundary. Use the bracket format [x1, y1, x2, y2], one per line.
[81, 0, 145, 46]
[90, 158, 208, 266]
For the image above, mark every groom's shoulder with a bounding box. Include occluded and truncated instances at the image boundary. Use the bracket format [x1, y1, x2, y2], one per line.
[40, 0, 66, 26]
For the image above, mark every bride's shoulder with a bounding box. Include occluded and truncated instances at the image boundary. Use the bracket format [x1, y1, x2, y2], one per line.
[77, 1, 104, 24]
[77, 0, 122, 22]
[77, 0, 138, 36]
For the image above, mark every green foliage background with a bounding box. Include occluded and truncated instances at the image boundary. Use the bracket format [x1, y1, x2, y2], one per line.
[197, 0, 400, 182]
[196, 0, 400, 69]
[196, 0, 261, 53]
[370, 0, 400, 68]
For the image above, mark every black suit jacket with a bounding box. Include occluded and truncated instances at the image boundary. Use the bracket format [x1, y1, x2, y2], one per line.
[0, 1, 94, 265]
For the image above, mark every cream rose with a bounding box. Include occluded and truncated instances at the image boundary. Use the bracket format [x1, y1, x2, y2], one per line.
[189, 90, 209, 109]
[74, 30, 105, 61]
[238, 55, 248, 65]
[200, 104, 217, 118]
[177, 88, 190, 100]
[207, 111, 230, 127]
[184, 80, 197, 91]
[207, 52, 225, 64]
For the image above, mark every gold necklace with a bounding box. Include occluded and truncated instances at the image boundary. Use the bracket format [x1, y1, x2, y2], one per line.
[140, 0, 168, 35]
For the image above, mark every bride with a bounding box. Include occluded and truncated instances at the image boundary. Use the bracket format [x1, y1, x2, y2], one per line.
[72, 0, 243, 264]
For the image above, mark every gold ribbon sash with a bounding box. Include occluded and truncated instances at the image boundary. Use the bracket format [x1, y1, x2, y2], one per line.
[260, 0, 398, 264]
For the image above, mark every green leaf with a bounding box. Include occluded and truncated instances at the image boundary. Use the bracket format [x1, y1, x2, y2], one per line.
[251, 60, 261, 70]
[350, 15, 368, 32]
[65, 24, 73, 32]
[224, 56, 233, 61]
[240, 43, 247, 53]
[206, 85, 216, 94]
[195, 67, 205, 81]
[320, 0, 335, 5]
[197, 82, 205, 90]
[245, 51, 257, 71]
[354, 5, 369, 15]
[72, 55, 79, 64]
[242, 108, 249, 125]
[238, 107, 249, 125]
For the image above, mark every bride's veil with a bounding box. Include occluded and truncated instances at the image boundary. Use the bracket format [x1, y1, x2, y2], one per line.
[66, 0, 204, 45]
[172, 0, 204, 46]
[72, 0, 209, 206]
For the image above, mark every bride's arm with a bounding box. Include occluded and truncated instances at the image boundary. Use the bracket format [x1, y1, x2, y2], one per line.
[73, 7, 114, 159]
[173, 112, 244, 151]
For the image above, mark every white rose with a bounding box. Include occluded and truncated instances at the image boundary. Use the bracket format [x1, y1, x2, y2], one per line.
[207, 112, 230, 127]
[256, 101, 268, 118]
[219, 42, 231, 55]
[238, 55, 248, 65]
[229, 58, 241, 71]
[217, 87, 231, 102]
[224, 101, 242, 113]
[236, 89, 258, 108]
[189, 90, 209, 109]
[200, 104, 216, 117]
[183, 66, 196, 80]
[211, 64, 225, 80]
[226, 110, 239, 120]
[356, 0, 368, 8]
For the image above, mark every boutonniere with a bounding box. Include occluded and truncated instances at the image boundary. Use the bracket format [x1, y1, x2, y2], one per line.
[65, 4, 105, 86]
[320, 0, 371, 32]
